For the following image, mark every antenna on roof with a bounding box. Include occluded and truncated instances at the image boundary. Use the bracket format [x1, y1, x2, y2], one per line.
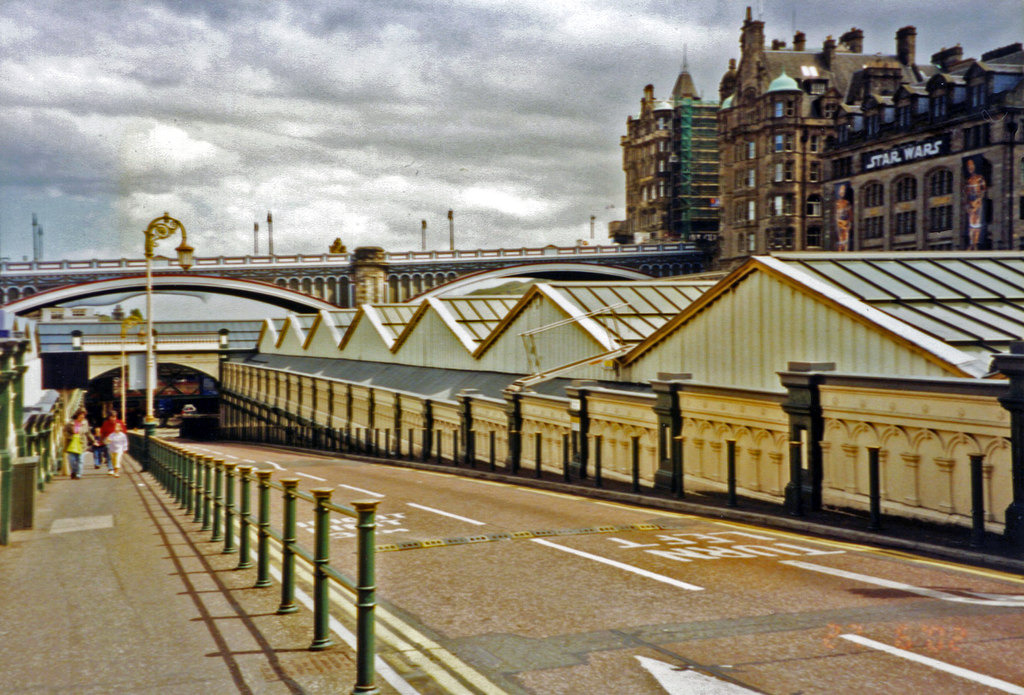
[682, 44, 689, 72]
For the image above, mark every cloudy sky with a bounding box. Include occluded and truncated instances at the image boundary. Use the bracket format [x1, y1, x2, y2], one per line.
[2, 0, 1022, 264]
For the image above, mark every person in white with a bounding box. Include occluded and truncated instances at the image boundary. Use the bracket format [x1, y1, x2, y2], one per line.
[105, 422, 129, 477]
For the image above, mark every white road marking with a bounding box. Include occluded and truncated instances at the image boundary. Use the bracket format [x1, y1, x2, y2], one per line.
[406, 503, 485, 526]
[241, 459, 257, 464]
[220, 452, 239, 459]
[50, 515, 114, 534]
[783, 560, 1024, 607]
[840, 634, 1024, 694]
[262, 460, 287, 471]
[337, 484, 385, 498]
[294, 471, 327, 482]
[636, 656, 758, 694]
[531, 538, 703, 591]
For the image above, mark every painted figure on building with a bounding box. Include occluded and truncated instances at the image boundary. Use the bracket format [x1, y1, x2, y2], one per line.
[833, 182, 853, 251]
[963, 155, 990, 250]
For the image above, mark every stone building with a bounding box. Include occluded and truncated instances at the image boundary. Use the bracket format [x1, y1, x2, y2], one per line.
[826, 42, 1024, 251]
[613, 67, 720, 244]
[716, 8, 925, 266]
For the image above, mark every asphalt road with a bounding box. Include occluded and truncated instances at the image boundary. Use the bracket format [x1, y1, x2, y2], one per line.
[185, 440, 1024, 695]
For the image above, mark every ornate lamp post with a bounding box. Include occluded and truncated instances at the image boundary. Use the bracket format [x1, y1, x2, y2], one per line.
[119, 315, 144, 425]
[142, 213, 194, 440]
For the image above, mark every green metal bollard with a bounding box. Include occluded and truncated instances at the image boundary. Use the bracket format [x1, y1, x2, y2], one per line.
[184, 451, 195, 516]
[202, 456, 214, 531]
[236, 465, 254, 569]
[211, 459, 225, 543]
[352, 500, 380, 694]
[309, 488, 334, 651]
[278, 478, 300, 614]
[192, 453, 204, 524]
[254, 469, 273, 588]
[222, 461, 237, 554]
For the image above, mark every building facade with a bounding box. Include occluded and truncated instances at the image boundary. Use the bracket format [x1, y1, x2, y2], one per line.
[826, 42, 1024, 251]
[613, 70, 720, 245]
[716, 8, 925, 266]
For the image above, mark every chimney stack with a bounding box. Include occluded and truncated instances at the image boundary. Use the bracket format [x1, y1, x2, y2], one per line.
[793, 31, 806, 51]
[840, 28, 864, 53]
[896, 26, 917, 66]
[931, 45, 963, 71]
[823, 36, 836, 69]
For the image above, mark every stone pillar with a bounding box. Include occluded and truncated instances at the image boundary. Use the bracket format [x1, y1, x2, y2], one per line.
[457, 389, 481, 465]
[779, 362, 834, 514]
[650, 374, 690, 491]
[503, 387, 523, 473]
[566, 380, 596, 479]
[351, 247, 388, 306]
[991, 343, 1024, 549]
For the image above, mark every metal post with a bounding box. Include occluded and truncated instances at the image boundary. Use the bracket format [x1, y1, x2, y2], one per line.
[673, 435, 685, 498]
[201, 456, 213, 531]
[535, 432, 542, 478]
[278, 478, 300, 614]
[452, 430, 459, 467]
[489, 431, 496, 471]
[562, 433, 570, 482]
[192, 454, 204, 524]
[436, 429, 443, 464]
[184, 451, 194, 515]
[595, 435, 603, 488]
[254, 469, 273, 588]
[631, 436, 640, 493]
[352, 500, 380, 694]
[236, 465, 254, 569]
[868, 446, 882, 531]
[222, 462, 237, 554]
[310, 488, 334, 651]
[788, 441, 804, 517]
[726, 440, 738, 507]
[384, 429, 391, 459]
[970, 454, 986, 549]
[211, 459, 224, 543]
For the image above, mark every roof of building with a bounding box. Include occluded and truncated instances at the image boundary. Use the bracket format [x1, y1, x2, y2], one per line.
[36, 319, 266, 353]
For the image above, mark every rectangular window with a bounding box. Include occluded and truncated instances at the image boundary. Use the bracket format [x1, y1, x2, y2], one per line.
[895, 210, 917, 236]
[747, 200, 756, 221]
[809, 135, 820, 152]
[928, 205, 953, 232]
[747, 141, 756, 159]
[773, 196, 783, 216]
[809, 161, 821, 182]
[785, 134, 794, 151]
[807, 198, 821, 216]
[746, 169, 756, 187]
[774, 101, 784, 118]
[784, 161, 794, 181]
[863, 216, 885, 239]
[774, 163, 784, 182]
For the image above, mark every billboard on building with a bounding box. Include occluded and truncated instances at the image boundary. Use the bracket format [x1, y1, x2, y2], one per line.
[962, 154, 991, 250]
[833, 182, 853, 251]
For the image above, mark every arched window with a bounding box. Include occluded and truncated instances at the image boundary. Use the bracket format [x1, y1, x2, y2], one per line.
[863, 182, 885, 208]
[895, 176, 917, 202]
[928, 169, 953, 197]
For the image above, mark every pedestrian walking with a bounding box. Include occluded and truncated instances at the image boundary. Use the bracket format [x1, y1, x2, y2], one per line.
[92, 426, 111, 472]
[64, 410, 91, 479]
[105, 422, 129, 477]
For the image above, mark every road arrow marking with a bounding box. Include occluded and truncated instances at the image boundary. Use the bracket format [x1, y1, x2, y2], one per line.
[636, 656, 759, 694]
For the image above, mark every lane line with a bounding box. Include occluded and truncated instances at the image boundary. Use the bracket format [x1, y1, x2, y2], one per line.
[636, 656, 758, 694]
[262, 460, 287, 471]
[338, 483, 385, 498]
[783, 560, 1024, 607]
[406, 503, 486, 526]
[294, 471, 327, 482]
[840, 634, 1024, 694]
[531, 538, 704, 591]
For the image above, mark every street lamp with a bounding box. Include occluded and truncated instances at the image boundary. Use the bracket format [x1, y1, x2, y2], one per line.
[143, 213, 194, 438]
[119, 315, 144, 426]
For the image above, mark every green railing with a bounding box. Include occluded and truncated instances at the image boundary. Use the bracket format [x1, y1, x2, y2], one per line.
[129, 433, 380, 695]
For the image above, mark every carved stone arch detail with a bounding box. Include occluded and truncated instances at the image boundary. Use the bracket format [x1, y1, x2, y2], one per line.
[982, 435, 1009, 460]
[905, 427, 938, 452]
[943, 431, 983, 459]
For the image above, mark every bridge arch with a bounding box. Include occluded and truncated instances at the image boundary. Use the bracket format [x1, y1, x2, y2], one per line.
[3, 274, 339, 315]
[411, 262, 650, 300]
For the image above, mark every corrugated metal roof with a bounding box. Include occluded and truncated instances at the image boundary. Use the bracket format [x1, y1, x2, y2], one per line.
[772, 254, 1024, 360]
[546, 280, 716, 346]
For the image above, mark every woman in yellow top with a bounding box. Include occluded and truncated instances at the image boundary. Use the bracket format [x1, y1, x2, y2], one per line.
[64, 410, 93, 480]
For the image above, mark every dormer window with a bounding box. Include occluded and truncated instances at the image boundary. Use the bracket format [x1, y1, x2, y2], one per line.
[968, 83, 986, 108]
[866, 114, 880, 137]
[897, 104, 912, 129]
[930, 93, 947, 120]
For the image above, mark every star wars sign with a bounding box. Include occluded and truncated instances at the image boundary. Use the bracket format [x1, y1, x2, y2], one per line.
[861, 133, 950, 172]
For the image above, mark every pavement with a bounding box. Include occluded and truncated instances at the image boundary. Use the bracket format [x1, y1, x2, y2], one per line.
[0, 454, 368, 695]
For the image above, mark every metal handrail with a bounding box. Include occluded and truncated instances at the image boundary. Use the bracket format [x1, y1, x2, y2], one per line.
[129, 434, 380, 694]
